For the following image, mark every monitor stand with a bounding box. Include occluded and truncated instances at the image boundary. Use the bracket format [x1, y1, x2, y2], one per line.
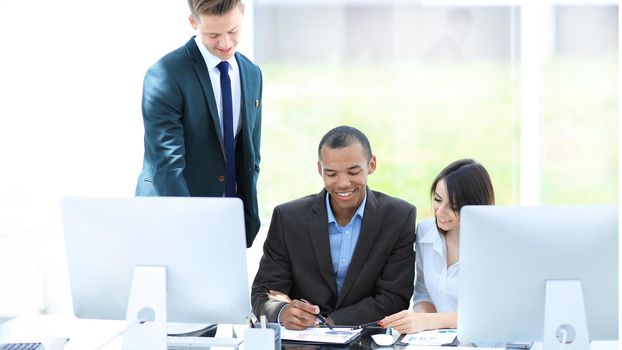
[123, 266, 167, 350]
[543, 280, 589, 350]
[121, 266, 242, 350]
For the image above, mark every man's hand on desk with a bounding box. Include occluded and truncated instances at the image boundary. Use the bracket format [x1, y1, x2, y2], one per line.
[281, 300, 320, 330]
[266, 291, 334, 330]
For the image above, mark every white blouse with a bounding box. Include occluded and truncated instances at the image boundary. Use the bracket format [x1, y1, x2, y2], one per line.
[412, 218, 459, 312]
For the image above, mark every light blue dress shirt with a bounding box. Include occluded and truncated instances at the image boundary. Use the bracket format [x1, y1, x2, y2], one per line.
[276, 191, 368, 322]
[325, 192, 366, 295]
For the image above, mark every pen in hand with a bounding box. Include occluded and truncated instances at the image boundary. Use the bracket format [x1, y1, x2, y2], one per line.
[300, 299, 334, 330]
[265, 291, 333, 330]
[357, 320, 382, 329]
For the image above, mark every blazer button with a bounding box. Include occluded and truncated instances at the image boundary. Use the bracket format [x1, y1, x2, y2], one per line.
[218, 175, 225, 183]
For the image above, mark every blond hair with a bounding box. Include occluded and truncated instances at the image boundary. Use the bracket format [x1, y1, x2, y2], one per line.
[187, 0, 242, 18]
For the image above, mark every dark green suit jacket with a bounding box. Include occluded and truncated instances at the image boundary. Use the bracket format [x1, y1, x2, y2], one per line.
[136, 37, 262, 247]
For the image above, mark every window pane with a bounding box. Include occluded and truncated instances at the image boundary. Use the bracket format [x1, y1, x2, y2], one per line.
[542, 5, 618, 204]
[255, 4, 518, 219]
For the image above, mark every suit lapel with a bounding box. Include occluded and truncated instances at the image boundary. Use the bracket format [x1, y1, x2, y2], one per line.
[235, 53, 252, 138]
[308, 190, 338, 298]
[336, 188, 383, 307]
[185, 37, 224, 148]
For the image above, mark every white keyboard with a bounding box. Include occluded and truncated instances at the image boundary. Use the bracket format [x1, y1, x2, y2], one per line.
[167, 336, 242, 349]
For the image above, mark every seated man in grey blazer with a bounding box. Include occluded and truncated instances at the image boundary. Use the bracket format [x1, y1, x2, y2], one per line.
[251, 125, 416, 330]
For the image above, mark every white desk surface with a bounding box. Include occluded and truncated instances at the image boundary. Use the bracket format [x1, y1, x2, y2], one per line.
[0, 314, 618, 350]
[0, 314, 126, 349]
[529, 341, 618, 350]
[0, 314, 248, 350]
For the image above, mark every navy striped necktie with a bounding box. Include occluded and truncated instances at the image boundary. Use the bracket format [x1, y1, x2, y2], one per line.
[217, 61, 236, 197]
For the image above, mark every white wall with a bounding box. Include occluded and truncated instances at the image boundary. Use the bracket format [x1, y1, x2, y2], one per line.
[0, 0, 256, 315]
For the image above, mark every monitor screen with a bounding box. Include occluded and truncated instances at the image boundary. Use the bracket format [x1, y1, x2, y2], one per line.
[458, 205, 618, 344]
[61, 196, 251, 325]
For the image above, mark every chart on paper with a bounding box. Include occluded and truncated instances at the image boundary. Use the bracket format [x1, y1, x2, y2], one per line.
[400, 328, 457, 346]
[281, 327, 363, 344]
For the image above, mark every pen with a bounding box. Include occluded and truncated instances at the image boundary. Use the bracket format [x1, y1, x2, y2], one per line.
[357, 320, 381, 329]
[300, 299, 334, 330]
[260, 314, 267, 329]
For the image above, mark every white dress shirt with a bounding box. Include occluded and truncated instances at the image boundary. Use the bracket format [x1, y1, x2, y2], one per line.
[412, 218, 459, 312]
[194, 36, 241, 138]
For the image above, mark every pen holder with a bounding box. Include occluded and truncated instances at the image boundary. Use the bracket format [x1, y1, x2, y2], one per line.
[244, 323, 281, 350]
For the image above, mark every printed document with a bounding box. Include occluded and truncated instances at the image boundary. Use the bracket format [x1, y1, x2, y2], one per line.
[280, 327, 363, 344]
[400, 329, 457, 346]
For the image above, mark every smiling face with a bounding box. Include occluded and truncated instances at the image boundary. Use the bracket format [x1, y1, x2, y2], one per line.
[189, 5, 244, 61]
[432, 178, 460, 234]
[318, 142, 376, 224]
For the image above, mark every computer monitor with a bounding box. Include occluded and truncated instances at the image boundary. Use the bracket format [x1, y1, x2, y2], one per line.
[61, 197, 251, 349]
[458, 205, 618, 348]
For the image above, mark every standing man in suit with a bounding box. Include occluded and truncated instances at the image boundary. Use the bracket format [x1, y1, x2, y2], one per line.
[136, 0, 262, 247]
[251, 126, 416, 329]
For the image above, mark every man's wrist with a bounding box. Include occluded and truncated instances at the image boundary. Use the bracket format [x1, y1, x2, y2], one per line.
[275, 302, 289, 323]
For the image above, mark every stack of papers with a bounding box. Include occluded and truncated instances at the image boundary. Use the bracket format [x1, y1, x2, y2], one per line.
[399, 329, 504, 350]
[280, 327, 363, 344]
[400, 329, 457, 346]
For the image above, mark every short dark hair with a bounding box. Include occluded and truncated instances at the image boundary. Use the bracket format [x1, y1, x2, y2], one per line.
[187, 0, 242, 18]
[318, 126, 372, 162]
[431, 159, 495, 216]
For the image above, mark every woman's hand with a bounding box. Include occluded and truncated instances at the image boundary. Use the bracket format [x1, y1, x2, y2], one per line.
[380, 310, 431, 335]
